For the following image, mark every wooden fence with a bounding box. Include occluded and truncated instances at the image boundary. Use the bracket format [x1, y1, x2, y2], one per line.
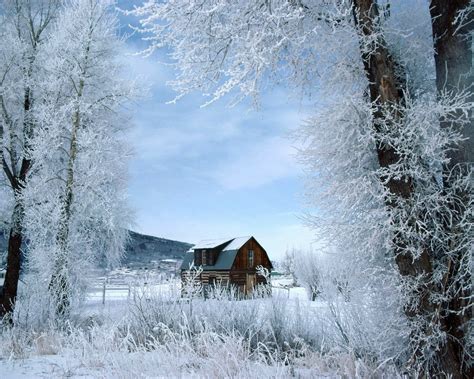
[87, 277, 131, 304]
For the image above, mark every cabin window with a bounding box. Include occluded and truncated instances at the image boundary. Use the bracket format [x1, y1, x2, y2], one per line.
[202, 250, 207, 265]
[248, 249, 254, 268]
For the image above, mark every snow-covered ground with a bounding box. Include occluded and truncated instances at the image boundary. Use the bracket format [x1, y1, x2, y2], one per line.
[0, 275, 398, 378]
[0, 356, 101, 379]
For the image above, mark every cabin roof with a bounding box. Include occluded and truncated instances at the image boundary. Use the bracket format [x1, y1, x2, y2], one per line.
[180, 249, 239, 271]
[180, 251, 194, 269]
[192, 238, 233, 250]
[222, 236, 252, 251]
[192, 236, 252, 251]
[180, 236, 254, 271]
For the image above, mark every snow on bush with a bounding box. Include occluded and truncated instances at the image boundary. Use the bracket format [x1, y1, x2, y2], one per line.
[0, 277, 403, 377]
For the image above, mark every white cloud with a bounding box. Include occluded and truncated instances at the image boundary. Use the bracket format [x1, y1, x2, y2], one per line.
[120, 44, 170, 87]
[210, 136, 301, 190]
[131, 113, 242, 162]
[127, 87, 305, 191]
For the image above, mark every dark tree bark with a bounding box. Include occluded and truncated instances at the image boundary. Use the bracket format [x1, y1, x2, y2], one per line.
[352, 0, 412, 198]
[430, 0, 473, 165]
[353, 1, 470, 377]
[0, 46, 33, 317]
[0, 0, 59, 319]
[0, 214, 23, 318]
[0, 105, 32, 319]
[429, 1, 473, 378]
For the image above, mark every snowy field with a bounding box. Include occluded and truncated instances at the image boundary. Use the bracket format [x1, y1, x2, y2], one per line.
[0, 274, 397, 378]
[0, 271, 404, 378]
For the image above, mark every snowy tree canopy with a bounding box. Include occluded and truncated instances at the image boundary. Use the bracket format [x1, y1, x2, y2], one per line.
[0, 0, 139, 320]
[22, 0, 138, 318]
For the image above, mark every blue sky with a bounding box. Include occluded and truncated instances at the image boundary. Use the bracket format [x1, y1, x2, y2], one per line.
[119, 1, 316, 260]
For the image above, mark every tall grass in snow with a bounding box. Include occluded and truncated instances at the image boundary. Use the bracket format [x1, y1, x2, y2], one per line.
[0, 278, 402, 377]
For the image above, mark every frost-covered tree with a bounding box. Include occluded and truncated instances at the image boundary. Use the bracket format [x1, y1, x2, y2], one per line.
[349, 3, 472, 374]
[0, 0, 61, 317]
[20, 0, 136, 319]
[428, 2, 473, 374]
[281, 248, 298, 286]
[293, 248, 320, 300]
[131, 0, 473, 376]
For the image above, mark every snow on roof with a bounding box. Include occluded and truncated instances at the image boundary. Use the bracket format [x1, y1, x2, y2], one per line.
[191, 236, 252, 251]
[180, 236, 255, 271]
[192, 238, 233, 250]
[222, 236, 252, 251]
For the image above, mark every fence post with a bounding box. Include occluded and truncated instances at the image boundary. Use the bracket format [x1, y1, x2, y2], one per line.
[102, 277, 107, 305]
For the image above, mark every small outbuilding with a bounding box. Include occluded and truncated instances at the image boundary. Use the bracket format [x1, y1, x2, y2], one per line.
[180, 236, 272, 296]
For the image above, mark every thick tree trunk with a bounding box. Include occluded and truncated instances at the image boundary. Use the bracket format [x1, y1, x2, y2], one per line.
[0, 1, 58, 320]
[353, 1, 467, 377]
[0, 91, 33, 319]
[0, 200, 23, 317]
[430, 0, 473, 165]
[429, 2, 473, 377]
[0, 43, 35, 320]
[352, 0, 413, 198]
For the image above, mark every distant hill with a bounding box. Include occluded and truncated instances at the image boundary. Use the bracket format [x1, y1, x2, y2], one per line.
[122, 230, 192, 269]
[0, 230, 192, 269]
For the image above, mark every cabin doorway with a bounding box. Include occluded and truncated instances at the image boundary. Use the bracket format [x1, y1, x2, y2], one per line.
[246, 274, 256, 295]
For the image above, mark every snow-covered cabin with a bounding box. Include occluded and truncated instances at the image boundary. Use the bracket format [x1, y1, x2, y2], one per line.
[180, 236, 272, 296]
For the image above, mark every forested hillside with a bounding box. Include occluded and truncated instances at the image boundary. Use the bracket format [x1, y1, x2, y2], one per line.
[0, 230, 191, 269]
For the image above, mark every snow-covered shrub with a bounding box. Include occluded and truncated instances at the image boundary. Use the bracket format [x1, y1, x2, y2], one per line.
[294, 248, 322, 301]
[0, 310, 402, 378]
[126, 289, 185, 345]
[281, 249, 299, 286]
[34, 332, 62, 356]
[292, 246, 408, 365]
[180, 263, 203, 299]
[0, 321, 33, 359]
[0, 275, 403, 377]
[0, 277, 406, 378]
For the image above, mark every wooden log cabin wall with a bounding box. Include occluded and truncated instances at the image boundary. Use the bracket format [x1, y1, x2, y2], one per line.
[180, 236, 272, 296]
